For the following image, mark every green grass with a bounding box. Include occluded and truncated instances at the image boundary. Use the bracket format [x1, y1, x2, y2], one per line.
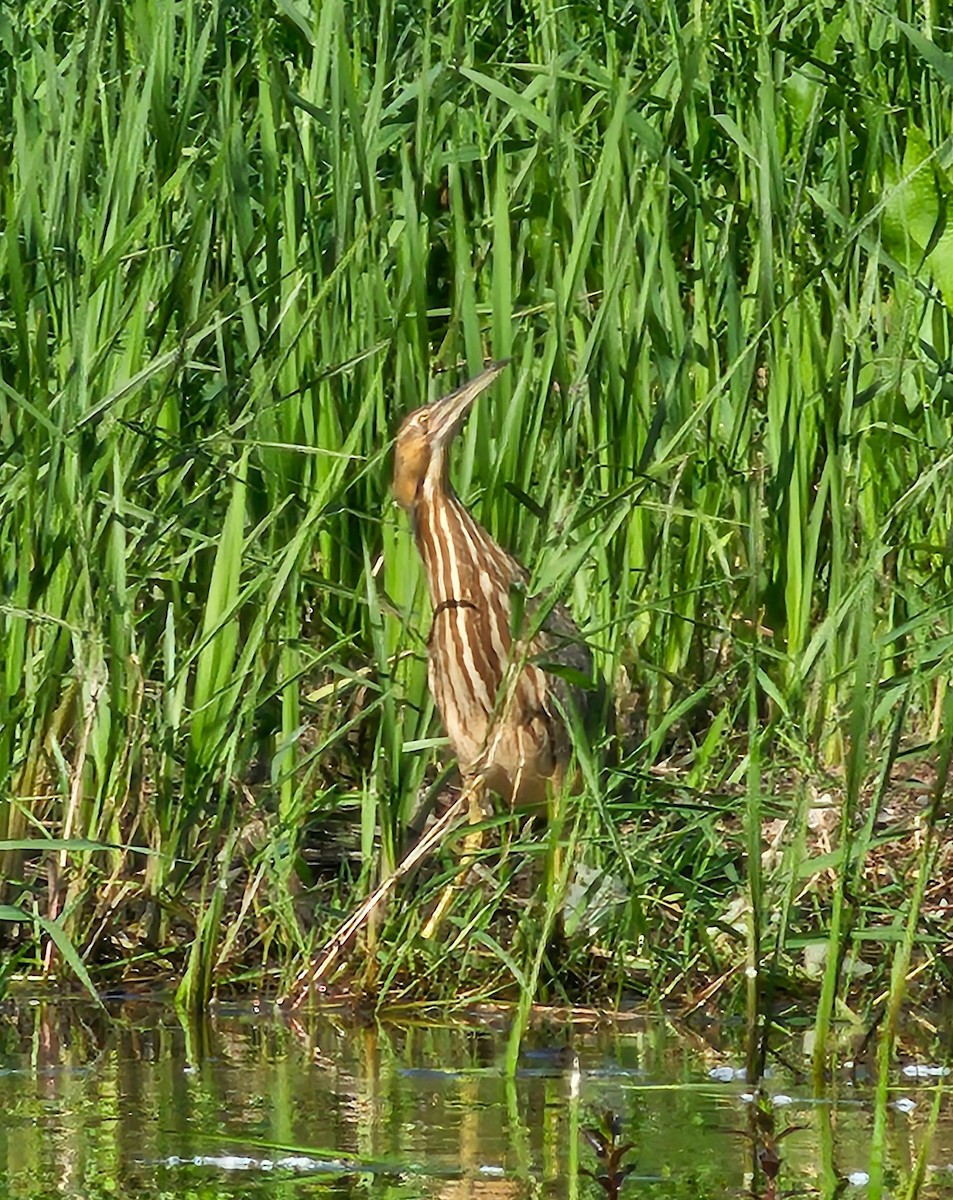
[1, 0, 952, 1037]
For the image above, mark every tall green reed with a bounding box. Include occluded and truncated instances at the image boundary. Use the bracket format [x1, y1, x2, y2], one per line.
[0, 0, 950, 1006]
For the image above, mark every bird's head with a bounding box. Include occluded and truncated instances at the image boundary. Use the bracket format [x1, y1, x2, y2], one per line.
[393, 361, 508, 510]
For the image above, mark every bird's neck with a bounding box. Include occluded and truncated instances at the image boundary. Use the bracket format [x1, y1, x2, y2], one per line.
[413, 470, 513, 609]
[414, 477, 470, 608]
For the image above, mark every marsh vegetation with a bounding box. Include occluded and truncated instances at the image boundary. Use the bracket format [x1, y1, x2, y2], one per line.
[0, 0, 951, 1067]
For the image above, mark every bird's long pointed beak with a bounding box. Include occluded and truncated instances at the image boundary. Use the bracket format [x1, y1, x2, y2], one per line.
[430, 360, 509, 443]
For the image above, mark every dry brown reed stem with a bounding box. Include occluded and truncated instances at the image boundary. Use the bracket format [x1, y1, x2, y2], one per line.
[282, 778, 482, 1008]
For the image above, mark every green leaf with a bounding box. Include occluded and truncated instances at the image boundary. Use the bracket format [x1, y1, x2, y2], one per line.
[0, 837, 157, 854]
[882, 126, 938, 262]
[0, 906, 105, 1011]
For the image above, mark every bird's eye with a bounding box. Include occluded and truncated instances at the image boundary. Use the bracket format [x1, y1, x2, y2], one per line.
[418, 411, 430, 431]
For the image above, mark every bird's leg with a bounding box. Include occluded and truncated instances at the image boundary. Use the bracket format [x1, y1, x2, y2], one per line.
[546, 771, 567, 903]
[421, 671, 521, 939]
[421, 775, 489, 940]
[465, 778, 491, 853]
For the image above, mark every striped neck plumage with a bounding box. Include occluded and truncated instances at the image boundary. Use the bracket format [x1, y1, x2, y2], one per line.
[412, 446, 517, 616]
[414, 457, 471, 608]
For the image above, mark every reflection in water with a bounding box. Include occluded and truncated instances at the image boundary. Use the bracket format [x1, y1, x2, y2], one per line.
[0, 997, 949, 1199]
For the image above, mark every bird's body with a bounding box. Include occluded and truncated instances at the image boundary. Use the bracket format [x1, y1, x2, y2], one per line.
[394, 363, 591, 809]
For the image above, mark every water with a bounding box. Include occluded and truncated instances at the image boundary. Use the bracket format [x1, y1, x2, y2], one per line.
[0, 996, 951, 1198]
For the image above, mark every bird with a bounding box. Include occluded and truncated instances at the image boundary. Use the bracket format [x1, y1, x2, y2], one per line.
[282, 362, 594, 1001]
[393, 361, 593, 818]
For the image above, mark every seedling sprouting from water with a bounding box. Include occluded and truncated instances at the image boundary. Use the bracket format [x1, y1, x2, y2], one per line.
[729, 1088, 804, 1200]
[580, 1109, 636, 1198]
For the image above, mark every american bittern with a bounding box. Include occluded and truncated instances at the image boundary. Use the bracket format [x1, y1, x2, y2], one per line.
[282, 363, 592, 1002]
[394, 361, 592, 816]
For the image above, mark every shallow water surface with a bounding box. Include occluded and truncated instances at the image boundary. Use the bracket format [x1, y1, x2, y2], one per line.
[0, 997, 951, 1198]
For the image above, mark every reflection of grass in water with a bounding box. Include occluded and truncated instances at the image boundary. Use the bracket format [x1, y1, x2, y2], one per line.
[2, 999, 949, 1197]
[0, 1, 951, 1038]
